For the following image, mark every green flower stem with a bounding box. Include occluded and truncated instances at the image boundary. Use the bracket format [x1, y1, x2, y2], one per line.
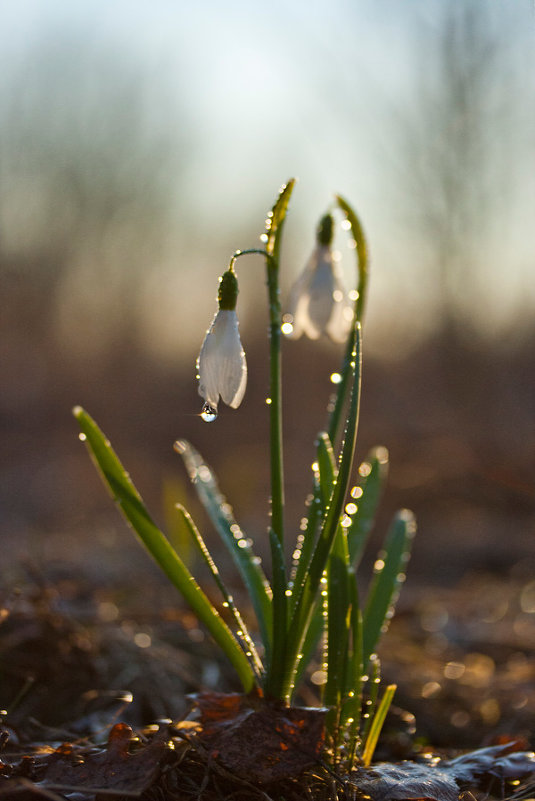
[229, 182, 295, 700]
[229, 246, 285, 546]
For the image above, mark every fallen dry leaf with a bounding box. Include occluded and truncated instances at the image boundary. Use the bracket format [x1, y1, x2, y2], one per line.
[188, 690, 327, 783]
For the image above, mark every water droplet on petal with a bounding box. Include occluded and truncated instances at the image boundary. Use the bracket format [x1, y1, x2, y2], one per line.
[200, 403, 217, 422]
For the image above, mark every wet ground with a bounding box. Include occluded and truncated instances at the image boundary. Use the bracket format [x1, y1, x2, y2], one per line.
[0, 562, 534, 799]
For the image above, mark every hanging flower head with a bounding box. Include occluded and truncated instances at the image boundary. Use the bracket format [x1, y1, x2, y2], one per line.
[197, 267, 247, 421]
[284, 214, 352, 344]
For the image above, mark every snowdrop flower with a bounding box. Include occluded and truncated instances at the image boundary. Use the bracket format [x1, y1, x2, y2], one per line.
[197, 268, 247, 421]
[284, 214, 352, 344]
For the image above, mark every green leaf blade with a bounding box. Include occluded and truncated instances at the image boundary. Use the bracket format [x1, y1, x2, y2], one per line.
[347, 446, 389, 567]
[284, 326, 362, 700]
[73, 406, 256, 692]
[174, 439, 273, 654]
[334, 194, 369, 325]
[176, 504, 264, 680]
[265, 178, 296, 261]
[362, 509, 416, 667]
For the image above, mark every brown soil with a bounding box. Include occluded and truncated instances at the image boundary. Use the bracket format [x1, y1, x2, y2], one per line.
[1, 567, 534, 800]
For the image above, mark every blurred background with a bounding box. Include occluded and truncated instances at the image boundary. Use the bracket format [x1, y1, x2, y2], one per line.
[1, 0, 534, 592]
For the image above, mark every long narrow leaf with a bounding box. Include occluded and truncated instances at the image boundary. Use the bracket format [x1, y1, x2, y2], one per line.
[362, 509, 416, 667]
[175, 504, 263, 680]
[347, 447, 389, 567]
[316, 432, 337, 508]
[343, 570, 363, 763]
[324, 533, 350, 738]
[174, 440, 272, 655]
[328, 197, 368, 446]
[73, 406, 256, 692]
[361, 684, 397, 767]
[289, 432, 339, 680]
[289, 596, 325, 690]
[334, 194, 368, 325]
[290, 486, 322, 598]
[265, 178, 296, 262]
[284, 326, 362, 700]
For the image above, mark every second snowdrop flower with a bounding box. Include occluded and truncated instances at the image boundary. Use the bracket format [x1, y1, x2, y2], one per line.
[284, 214, 352, 344]
[197, 268, 247, 421]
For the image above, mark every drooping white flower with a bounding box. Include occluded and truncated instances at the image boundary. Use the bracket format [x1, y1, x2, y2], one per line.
[285, 215, 353, 344]
[197, 269, 247, 419]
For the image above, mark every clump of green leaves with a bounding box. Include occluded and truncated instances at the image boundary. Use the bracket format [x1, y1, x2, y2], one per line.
[74, 181, 415, 768]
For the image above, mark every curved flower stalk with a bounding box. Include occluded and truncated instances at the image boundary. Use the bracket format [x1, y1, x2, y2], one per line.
[285, 213, 352, 343]
[197, 268, 247, 421]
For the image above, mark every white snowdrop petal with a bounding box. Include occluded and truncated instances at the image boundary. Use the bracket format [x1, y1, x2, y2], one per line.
[326, 298, 352, 343]
[227, 353, 247, 408]
[285, 243, 350, 343]
[197, 310, 247, 410]
[198, 318, 222, 408]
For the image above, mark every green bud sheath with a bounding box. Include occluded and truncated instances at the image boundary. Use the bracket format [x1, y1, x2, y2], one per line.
[316, 213, 334, 247]
[218, 269, 239, 310]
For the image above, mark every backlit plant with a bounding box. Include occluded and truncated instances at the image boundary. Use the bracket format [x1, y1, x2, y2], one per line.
[73, 180, 415, 768]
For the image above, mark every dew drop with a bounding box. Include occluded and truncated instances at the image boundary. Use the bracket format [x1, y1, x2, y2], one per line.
[78, 433, 87, 442]
[200, 403, 217, 422]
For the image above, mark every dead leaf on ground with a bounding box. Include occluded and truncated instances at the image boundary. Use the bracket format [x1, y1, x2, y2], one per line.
[185, 690, 327, 784]
[1, 722, 170, 797]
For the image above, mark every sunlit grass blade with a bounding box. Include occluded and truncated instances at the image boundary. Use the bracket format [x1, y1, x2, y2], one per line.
[316, 432, 337, 507]
[328, 197, 368, 447]
[289, 485, 321, 605]
[347, 447, 389, 567]
[289, 432, 339, 681]
[265, 178, 296, 261]
[175, 503, 264, 680]
[343, 571, 363, 764]
[324, 533, 351, 744]
[174, 439, 272, 655]
[73, 406, 256, 692]
[361, 655, 381, 745]
[334, 194, 368, 325]
[312, 432, 346, 716]
[289, 432, 338, 619]
[361, 683, 397, 767]
[289, 597, 324, 690]
[283, 326, 362, 701]
[362, 509, 416, 667]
